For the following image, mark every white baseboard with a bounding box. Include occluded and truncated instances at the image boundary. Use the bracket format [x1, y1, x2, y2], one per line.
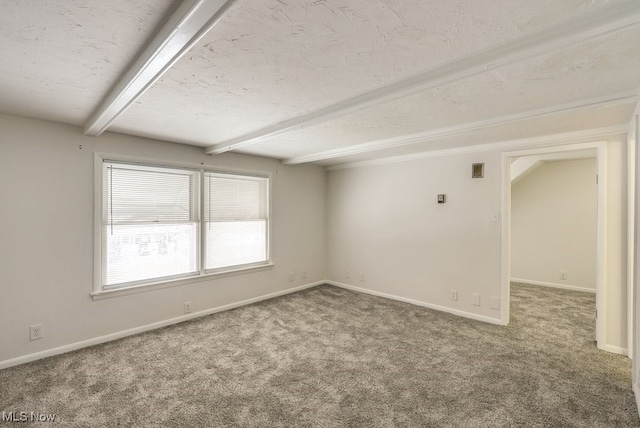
[511, 278, 596, 293]
[598, 343, 629, 356]
[0, 281, 324, 370]
[326, 280, 504, 326]
[2, 278, 620, 370]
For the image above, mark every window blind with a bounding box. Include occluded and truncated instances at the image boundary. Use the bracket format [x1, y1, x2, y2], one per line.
[102, 162, 199, 287]
[204, 172, 268, 270]
[104, 163, 194, 224]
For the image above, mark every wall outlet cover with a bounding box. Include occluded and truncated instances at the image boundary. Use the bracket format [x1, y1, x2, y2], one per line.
[30, 324, 43, 341]
[472, 294, 481, 306]
[489, 297, 500, 310]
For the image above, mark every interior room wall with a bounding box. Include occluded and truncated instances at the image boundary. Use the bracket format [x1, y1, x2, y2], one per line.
[511, 158, 597, 292]
[327, 138, 629, 354]
[0, 113, 327, 367]
[326, 152, 504, 323]
[631, 109, 640, 406]
[0, 112, 631, 365]
[606, 136, 629, 353]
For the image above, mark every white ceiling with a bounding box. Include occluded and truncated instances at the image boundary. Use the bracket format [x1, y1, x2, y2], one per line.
[0, 0, 638, 166]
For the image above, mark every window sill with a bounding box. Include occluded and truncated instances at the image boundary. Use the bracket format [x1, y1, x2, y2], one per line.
[91, 262, 275, 301]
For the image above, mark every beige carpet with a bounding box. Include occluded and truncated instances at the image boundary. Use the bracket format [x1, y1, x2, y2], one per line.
[0, 283, 638, 427]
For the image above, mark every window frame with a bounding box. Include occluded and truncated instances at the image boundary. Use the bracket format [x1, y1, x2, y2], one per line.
[93, 154, 273, 299]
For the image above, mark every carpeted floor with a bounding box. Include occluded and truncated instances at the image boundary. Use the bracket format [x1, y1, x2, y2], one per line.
[1, 283, 638, 427]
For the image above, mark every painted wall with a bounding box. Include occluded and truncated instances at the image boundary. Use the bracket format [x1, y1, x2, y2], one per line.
[0, 112, 631, 365]
[606, 136, 629, 353]
[511, 158, 597, 291]
[326, 152, 504, 322]
[327, 139, 629, 353]
[0, 114, 327, 366]
[631, 109, 640, 406]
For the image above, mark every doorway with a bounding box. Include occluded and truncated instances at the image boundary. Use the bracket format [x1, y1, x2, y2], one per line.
[501, 142, 607, 349]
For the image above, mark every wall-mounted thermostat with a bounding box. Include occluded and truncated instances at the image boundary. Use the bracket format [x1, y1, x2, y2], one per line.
[437, 194, 446, 204]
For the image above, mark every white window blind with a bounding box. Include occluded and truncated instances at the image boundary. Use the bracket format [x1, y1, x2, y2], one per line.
[204, 173, 268, 270]
[103, 162, 199, 287]
[105, 164, 194, 224]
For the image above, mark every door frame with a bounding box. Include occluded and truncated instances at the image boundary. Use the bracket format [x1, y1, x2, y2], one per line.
[501, 141, 607, 350]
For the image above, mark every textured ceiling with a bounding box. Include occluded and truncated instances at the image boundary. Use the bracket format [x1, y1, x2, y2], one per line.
[240, 26, 640, 162]
[316, 103, 635, 167]
[0, 0, 175, 125]
[0, 0, 638, 166]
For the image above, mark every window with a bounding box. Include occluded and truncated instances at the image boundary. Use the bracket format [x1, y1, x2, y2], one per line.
[98, 160, 270, 292]
[204, 172, 268, 271]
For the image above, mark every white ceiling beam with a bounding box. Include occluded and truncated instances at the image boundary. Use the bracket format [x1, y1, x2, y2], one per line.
[326, 126, 626, 171]
[282, 91, 639, 165]
[205, 0, 640, 156]
[84, 0, 237, 136]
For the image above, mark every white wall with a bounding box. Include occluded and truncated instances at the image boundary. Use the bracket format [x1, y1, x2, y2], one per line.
[606, 136, 629, 353]
[631, 108, 640, 409]
[0, 114, 326, 366]
[0, 112, 630, 365]
[327, 152, 504, 322]
[511, 158, 597, 291]
[327, 139, 629, 353]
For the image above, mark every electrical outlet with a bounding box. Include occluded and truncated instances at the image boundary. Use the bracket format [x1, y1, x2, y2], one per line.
[559, 271, 568, 280]
[360, 273, 365, 282]
[489, 297, 500, 310]
[184, 301, 191, 314]
[302, 269, 307, 279]
[30, 324, 43, 341]
[345, 270, 350, 279]
[472, 294, 481, 306]
[450, 290, 458, 301]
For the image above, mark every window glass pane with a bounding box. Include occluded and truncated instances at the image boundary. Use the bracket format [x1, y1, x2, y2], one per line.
[105, 223, 198, 286]
[205, 220, 266, 270]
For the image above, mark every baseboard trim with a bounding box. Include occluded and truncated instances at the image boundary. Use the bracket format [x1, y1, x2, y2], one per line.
[0, 281, 324, 370]
[598, 343, 629, 356]
[511, 278, 596, 294]
[327, 280, 504, 326]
